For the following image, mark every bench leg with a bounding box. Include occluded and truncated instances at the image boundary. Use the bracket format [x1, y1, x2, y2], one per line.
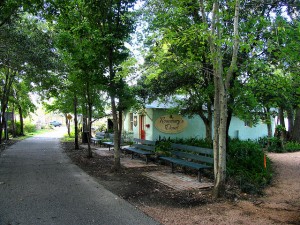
[171, 162, 174, 173]
[131, 153, 134, 159]
[146, 156, 148, 164]
[198, 171, 202, 182]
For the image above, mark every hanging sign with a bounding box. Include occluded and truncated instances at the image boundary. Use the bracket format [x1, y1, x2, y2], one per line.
[4, 112, 14, 121]
[67, 114, 72, 120]
[154, 115, 187, 134]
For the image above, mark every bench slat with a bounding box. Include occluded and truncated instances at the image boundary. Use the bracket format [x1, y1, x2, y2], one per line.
[171, 143, 213, 156]
[160, 156, 211, 170]
[123, 139, 156, 164]
[133, 144, 155, 152]
[133, 138, 156, 145]
[172, 151, 214, 164]
[124, 147, 154, 155]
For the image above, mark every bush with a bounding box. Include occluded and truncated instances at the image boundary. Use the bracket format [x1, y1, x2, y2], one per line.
[267, 137, 284, 153]
[284, 141, 300, 152]
[227, 139, 272, 194]
[24, 122, 37, 134]
[156, 137, 272, 195]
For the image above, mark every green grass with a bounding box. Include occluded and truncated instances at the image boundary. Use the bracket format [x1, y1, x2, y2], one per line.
[62, 134, 75, 142]
[25, 128, 52, 137]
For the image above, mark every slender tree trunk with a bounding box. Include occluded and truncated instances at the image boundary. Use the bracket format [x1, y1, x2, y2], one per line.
[265, 108, 273, 138]
[200, 0, 240, 198]
[82, 105, 88, 143]
[0, 69, 14, 144]
[278, 107, 285, 128]
[291, 107, 300, 142]
[74, 95, 79, 150]
[199, 104, 213, 143]
[226, 109, 233, 146]
[287, 107, 294, 140]
[87, 100, 93, 158]
[204, 120, 212, 143]
[111, 95, 121, 171]
[118, 110, 123, 146]
[11, 106, 16, 137]
[18, 106, 24, 136]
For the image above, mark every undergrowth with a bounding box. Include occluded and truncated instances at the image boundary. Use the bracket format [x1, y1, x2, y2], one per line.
[156, 137, 273, 195]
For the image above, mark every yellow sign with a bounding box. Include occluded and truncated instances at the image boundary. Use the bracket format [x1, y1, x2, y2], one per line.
[67, 114, 72, 120]
[154, 115, 187, 134]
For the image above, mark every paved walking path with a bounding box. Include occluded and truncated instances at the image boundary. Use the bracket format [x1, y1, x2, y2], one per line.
[0, 128, 160, 225]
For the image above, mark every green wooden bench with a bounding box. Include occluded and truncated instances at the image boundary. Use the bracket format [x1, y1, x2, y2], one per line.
[91, 132, 105, 146]
[102, 133, 115, 151]
[159, 143, 213, 181]
[123, 138, 156, 164]
[102, 134, 126, 151]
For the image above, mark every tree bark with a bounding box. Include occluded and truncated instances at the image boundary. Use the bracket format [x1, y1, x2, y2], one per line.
[198, 106, 213, 143]
[287, 107, 294, 140]
[18, 106, 24, 136]
[111, 95, 121, 171]
[200, 0, 240, 198]
[291, 107, 300, 142]
[74, 95, 79, 150]
[278, 107, 285, 128]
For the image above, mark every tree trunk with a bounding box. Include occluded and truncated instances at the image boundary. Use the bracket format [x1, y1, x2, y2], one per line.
[65, 113, 71, 137]
[278, 107, 285, 128]
[74, 95, 79, 150]
[199, 109, 212, 143]
[226, 109, 233, 147]
[200, 0, 240, 198]
[81, 105, 89, 143]
[204, 120, 212, 143]
[118, 110, 123, 146]
[0, 106, 7, 144]
[265, 108, 273, 138]
[86, 100, 93, 158]
[287, 107, 294, 140]
[111, 95, 121, 171]
[291, 107, 300, 142]
[213, 65, 227, 198]
[18, 106, 24, 136]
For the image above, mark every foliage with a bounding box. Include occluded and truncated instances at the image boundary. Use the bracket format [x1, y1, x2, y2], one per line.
[122, 131, 134, 143]
[156, 137, 272, 194]
[227, 139, 272, 194]
[284, 141, 300, 152]
[154, 139, 172, 157]
[264, 136, 300, 153]
[23, 122, 37, 134]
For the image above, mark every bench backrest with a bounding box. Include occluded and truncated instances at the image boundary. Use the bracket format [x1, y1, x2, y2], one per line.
[133, 138, 156, 146]
[133, 143, 156, 152]
[170, 143, 213, 165]
[95, 132, 105, 138]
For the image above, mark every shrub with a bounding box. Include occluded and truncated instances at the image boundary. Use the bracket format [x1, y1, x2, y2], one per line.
[284, 141, 300, 152]
[24, 122, 37, 134]
[155, 140, 172, 157]
[155, 137, 272, 194]
[264, 137, 285, 153]
[227, 139, 272, 194]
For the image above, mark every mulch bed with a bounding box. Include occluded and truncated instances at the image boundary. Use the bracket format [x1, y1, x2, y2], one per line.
[61, 141, 213, 208]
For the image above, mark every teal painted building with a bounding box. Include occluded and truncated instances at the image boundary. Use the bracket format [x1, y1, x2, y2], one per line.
[123, 101, 274, 141]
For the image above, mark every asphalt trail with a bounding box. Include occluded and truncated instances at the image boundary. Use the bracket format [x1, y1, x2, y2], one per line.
[0, 129, 160, 225]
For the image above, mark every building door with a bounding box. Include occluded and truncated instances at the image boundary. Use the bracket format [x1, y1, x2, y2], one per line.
[139, 115, 145, 140]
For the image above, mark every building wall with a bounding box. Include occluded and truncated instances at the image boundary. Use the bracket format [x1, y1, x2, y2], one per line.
[228, 116, 271, 140]
[151, 108, 206, 141]
[123, 109, 273, 141]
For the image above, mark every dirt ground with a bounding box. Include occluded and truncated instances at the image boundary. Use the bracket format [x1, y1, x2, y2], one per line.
[61, 142, 300, 225]
[1, 139, 299, 224]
